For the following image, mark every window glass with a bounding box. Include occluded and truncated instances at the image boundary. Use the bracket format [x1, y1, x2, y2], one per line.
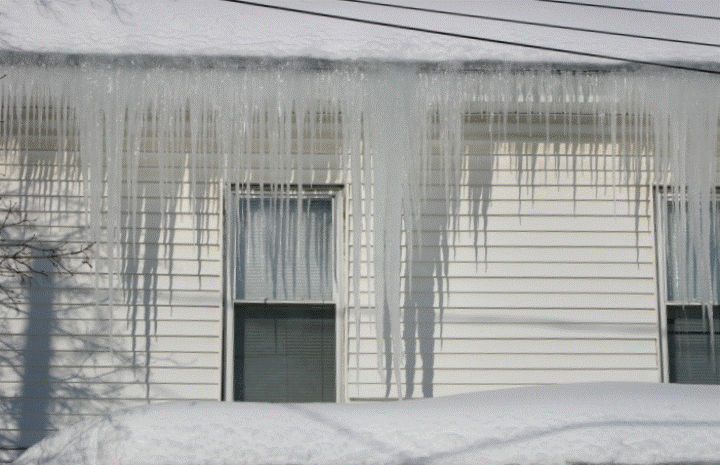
[667, 306, 720, 384]
[235, 304, 335, 402]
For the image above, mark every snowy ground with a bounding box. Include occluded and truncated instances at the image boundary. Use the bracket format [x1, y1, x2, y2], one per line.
[13, 382, 720, 464]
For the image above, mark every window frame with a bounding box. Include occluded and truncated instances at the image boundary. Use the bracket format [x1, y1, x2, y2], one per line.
[654, 187, 720, 383]
[222, 184, 346, 402]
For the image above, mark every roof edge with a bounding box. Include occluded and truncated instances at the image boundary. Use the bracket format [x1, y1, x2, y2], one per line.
[0, 51, 659, 74]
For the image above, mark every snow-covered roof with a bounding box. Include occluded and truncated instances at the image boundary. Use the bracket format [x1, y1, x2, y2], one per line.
[3, 0, 720, 68]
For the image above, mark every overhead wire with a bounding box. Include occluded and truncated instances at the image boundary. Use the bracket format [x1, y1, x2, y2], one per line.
[340, 0, 720, 49]
[537, 0, 720, 21]
[220, 0, 720, 75]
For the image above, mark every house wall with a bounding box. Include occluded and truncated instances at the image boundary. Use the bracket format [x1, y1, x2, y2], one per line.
[0, 66, 664, 461]
[0, 148, 225, 462]
[347, 135, 659, 400]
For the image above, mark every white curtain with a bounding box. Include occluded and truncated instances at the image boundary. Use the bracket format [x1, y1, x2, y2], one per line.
[234, 195, 333, 301]
[664, 196, 720, 303]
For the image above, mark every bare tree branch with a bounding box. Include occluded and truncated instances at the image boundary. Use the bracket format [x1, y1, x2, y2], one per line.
[0, 197, 93, 312]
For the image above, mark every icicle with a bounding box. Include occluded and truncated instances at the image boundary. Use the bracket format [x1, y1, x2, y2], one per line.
[9, 62, 720, 399]
[366, 67, 412, 398]
[345, 81, 364, 393]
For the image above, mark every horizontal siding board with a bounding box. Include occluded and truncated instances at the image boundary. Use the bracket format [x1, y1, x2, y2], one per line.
[0, 254, 220, 268]
[347, 293, 655, 309]
[348, 338, 658, 354]
[0, 381, 218, 400]
[351, 305, 657, 316]
[0, 366, 219, 384]
[403, 308, 659, 324]
[0, 335, 220, 353]
[349, 277, 654, 294]
[439, 170, 646, 186]
[1, 319, 220, 337]
[399, 231, 654, 247]
[387, 198, 651, 215]
[378, 185, 652, 201]
[345, 216, 653, 233]
[479, 246, 653, 263]
[2, 207, 219, 220]
[353, 262, 655, 278]
[122, 166, 346, 183]
[348, 353, 658, 370]
[0, 306, 220, 322]
[351, 368, 660, 384]
[26, 274, 223, 291]
[0, 351, 220, 369]
[414, 180, 651, 188]
[349, 308, 657, 320]
[349, 322, 659, 339]
[349, 245, 655, 262]
[0, 290, 222, 306]
[94, 244, 221, 259]
[345, 202, 650, 218]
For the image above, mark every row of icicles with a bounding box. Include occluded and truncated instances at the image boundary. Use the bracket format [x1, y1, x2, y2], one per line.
[1, 63, 719, 395]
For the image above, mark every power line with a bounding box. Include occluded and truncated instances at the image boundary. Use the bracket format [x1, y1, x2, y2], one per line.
[537, 0, 720, 21]
[340, 0, 720, 49]
[220, 0, 720, 75]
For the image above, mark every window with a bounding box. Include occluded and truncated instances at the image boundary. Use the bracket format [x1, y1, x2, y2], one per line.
[658, 193, 720, 383]
[228, 191, 337, 402]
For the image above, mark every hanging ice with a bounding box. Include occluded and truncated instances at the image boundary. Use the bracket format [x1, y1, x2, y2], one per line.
[1, 60, 719, 397]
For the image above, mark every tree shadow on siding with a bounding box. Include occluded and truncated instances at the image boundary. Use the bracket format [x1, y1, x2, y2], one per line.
[0, 243, 132, 461]
[0, 156, 134, 461]
[15, 250, 55, 450]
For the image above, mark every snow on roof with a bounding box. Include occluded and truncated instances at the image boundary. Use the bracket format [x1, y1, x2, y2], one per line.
[3, 0, 720, 67]
[13, 382, 720, 464]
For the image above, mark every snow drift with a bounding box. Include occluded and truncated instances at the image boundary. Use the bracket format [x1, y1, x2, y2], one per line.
[13, 382, 720, 465]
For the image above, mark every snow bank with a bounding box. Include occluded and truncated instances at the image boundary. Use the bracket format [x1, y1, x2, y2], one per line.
[3, 0, 720, 65]
[13, 382, 720, 464]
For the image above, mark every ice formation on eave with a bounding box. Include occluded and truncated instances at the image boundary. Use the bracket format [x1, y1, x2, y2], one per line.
[1, 61, 719, 396]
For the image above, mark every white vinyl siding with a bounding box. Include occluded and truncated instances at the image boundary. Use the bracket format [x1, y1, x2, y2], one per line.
[346, 138, 659, 400]
[0, 148, 224, 461]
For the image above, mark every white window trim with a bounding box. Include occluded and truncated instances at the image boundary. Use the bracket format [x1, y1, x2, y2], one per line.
[653, 186, 670, 383]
